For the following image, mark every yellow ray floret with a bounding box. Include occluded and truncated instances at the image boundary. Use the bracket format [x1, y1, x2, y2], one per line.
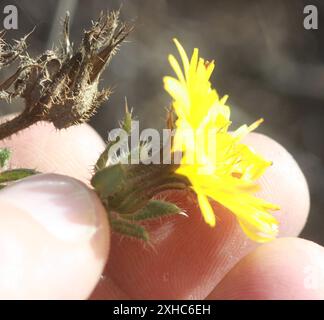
[163, 38, 280, 242]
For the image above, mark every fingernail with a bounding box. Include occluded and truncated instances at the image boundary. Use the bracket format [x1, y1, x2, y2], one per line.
[0, 174, 99, 242]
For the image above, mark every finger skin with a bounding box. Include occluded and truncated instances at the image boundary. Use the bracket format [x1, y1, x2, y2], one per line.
[207, 238, 324, 300]
[102, 133, 310, 299]
[243, 133, 310, 237]
[0, 174, 110, 299]
[0, 119, 105, 184]
[0, 117, 114, 299]
[90, 276, 130, 300]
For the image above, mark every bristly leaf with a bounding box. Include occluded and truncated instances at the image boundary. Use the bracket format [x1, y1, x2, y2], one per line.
[110, 219, 149, 241]
[94, 101, 133, 172]
[123, 200, 182, 221]
[95, 99, 134, 172]
[0, 148, 10, 168]
[94, 141, 115, 172]
[120, 98, 133, 134]
[91, 164, 126, 197]
[0, 168, 38, 183]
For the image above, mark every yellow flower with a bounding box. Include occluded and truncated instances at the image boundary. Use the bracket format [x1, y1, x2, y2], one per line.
[163, 39, 280, 242]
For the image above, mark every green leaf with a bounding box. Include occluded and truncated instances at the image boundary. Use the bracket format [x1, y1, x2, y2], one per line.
[94, 141, 113, 172]
[120, 100, 133, 134]
[0, 168, 38, 183]
[94, 103, 133, 172]
[123, 200, 182, 221]
[91, 164, 126, 198]
[110, 219, 149, 241]
[0, 148, 11, 168]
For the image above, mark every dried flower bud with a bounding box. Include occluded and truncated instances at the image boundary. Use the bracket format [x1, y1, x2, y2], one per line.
[0, 10, 132, 139]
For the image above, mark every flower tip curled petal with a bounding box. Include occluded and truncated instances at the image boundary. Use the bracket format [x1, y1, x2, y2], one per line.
[249, 118, 264, 132]
[220, 94, 228, 105]
[239, 218, 279, 243]
[179, 211, 189, 217]
[197, 193, 216, 227]
[204, 60, 215, 79]
[173, 38, 190, 77]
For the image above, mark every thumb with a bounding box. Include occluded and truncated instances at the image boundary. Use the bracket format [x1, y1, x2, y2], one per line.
[0, 173, 110, 299]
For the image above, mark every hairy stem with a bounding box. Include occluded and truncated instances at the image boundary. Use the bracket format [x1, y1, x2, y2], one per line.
[0, 112, 39, 140]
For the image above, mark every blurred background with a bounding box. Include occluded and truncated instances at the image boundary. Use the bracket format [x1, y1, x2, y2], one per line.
[0, 0, 323, 244]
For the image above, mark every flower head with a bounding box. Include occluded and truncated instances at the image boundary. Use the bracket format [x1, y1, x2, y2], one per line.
[163, 39, 280, 242]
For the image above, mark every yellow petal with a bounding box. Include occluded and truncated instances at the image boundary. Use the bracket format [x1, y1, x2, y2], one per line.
[163, 76, 189, 116]
[197, 193, 216, 227]
[163, 39, 280, 242]
[188, 48, 199, 82]
[173, 38, 190, 79]
[238, 219, 278, 243]
[168, 54, 186, 84]
[205, 60, 215, 80]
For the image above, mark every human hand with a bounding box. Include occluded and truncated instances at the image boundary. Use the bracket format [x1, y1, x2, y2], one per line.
[0, 118, 322, 300]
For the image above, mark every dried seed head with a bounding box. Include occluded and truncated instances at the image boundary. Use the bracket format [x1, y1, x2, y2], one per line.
[0, 10, 132, 139]
[0, 29, 29, 68]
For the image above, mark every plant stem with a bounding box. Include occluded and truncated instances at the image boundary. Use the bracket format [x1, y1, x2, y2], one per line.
[0, 112, 39, 140]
